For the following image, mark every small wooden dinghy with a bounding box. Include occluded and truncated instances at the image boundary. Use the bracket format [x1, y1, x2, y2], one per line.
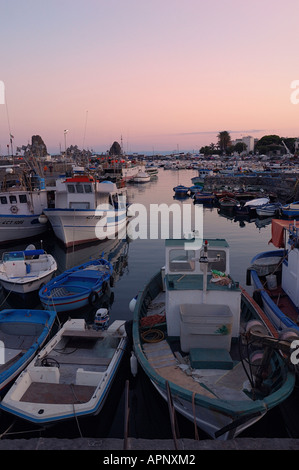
[39, 257, 113, 312]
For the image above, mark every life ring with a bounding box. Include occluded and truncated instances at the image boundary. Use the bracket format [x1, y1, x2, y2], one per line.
[88, 290, 98, 306]
[10, 205, 18, 214]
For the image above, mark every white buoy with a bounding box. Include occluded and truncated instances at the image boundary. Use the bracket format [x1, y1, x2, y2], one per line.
[38, 214, 48, 224]
[130, 351, 138, 377]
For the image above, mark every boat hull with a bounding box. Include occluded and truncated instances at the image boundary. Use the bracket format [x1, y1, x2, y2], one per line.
[0, 214, 48, 244]
[43, 208, 127, 247]
[0, 270, 55, 295]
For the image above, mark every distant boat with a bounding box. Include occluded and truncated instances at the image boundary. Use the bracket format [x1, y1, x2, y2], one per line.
[173, 185, 189, 197]
[256, 202, 282, 218]
[39, 257, 113, 312]
[0, 308, 56, 395]
[218, 197, 238, 210]
[244, 197, 270, 210]
[193, 192, 215, 203]
[43, 176, 128, 248]
[0, 244, 57, 295]
[281, 201, 299, 218]
[131, 171, 151, 183]
[0, 317, 127, 425]
[0, 171, 49, 245]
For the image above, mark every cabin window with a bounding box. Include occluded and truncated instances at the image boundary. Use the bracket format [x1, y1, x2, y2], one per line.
[84, 184, 92, 193]
[169, 249, 195, 272]
[67, 184, 75, 193]
[9, 195, 17, 204]
[75, 183, 84, 193]
[203, 249, 226, 273]
[0, 196, 7, 204]
[19, 194, 27, 203]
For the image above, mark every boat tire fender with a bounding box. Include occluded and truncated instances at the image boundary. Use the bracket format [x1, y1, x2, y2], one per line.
[109, 275, 114, 287]
[88, 290, 98, 306]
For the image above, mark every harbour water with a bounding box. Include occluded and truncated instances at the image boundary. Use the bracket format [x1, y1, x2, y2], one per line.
[0, 168, 295, 442]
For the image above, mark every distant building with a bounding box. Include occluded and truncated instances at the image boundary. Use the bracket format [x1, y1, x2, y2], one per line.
[232, 135, 254, 153]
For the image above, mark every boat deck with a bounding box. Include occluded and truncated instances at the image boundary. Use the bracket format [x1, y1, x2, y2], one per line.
[140, 296, 252, 402]
[20, 382, 95, 404]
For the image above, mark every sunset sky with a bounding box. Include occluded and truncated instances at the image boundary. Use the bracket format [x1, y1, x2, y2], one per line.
[1, 0, 299, 155]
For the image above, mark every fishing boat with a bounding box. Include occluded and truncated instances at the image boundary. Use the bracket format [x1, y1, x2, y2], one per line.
[130, 171, 151, 183]
[173, 185, 189, 197]
[256, 202, 282, 218]
[0, 308, 56, 395]
[132, 235, 295, 440]
[247, 219, 299, 334]
[189, 185, 202, 196]
[280, 201, 299, 218]
[193, 192, 215, 203]
[0, 244, 57, 295]
[244, 197, 270, 212]
[42, 177, 128, 248]
[0, 317, 127, 424]
[218, 197, 238, 210]
[39, 257, 113, 313]
[191, 169, 213, 187]
[0, 170, 49, 245]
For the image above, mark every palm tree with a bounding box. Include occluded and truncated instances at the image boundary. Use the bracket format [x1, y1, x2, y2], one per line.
[217, 131, 232, 154]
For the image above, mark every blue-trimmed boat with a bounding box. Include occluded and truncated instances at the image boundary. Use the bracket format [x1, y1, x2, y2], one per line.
[39, 257, 113, 312]
[173, 185, 189, 197]
[132, 236, 295, 440]
[0, 317, 127, 424]
[0, 309, 56, 394]
[281, 201, 299, 218]
[247, 219, 299, 334]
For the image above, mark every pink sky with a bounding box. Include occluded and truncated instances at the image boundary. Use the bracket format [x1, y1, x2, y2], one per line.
[1, 0, 299, 155]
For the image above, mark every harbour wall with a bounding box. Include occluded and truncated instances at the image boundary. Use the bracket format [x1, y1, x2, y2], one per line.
[204, 173, 298, 202]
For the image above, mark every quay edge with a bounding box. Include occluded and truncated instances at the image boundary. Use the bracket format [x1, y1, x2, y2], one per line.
[0, 437, 298, 450]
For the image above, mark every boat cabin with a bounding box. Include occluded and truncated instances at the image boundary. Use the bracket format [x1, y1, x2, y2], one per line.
[52, 177, 126, 211]
[164, 238, 241, 351]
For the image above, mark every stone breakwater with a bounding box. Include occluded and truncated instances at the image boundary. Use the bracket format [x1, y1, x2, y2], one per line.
[204, 173, 298, 202]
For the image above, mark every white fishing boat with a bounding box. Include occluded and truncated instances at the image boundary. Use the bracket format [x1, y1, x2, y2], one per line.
[43, 176, 128, 248]
[0, 172, 49, 244]
[0, 244, 57, 295]
[130, 170, 151, 183]
[0, 318, 127, 425]
[256, 202, 282, 217]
